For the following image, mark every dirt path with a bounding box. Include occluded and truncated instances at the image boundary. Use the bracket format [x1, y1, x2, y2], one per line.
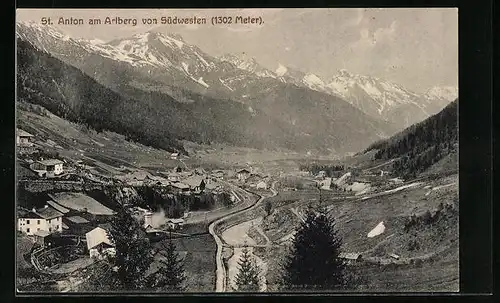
[255, 225, 271, 245]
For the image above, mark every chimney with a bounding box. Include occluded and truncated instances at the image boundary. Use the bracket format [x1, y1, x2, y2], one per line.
[44, 204, 48, 208]
[32, 207, 36, 213]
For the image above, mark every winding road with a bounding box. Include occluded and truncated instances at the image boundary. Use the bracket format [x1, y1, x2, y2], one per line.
[209, 181, 277, 292]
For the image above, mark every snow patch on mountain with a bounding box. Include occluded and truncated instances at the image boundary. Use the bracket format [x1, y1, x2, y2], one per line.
[303, 73, 325, 87]
[275, 64, 288, 77]
[219, 53, 276, 78]
[424, 86, 458, 101]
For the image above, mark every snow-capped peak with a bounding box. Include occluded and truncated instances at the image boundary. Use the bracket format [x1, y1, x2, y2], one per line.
[424, 86, 458, 101]
[337, 68, 352, 77]
[276, 63, 288, 77]
[219, 53, 276, 78]
[89, 38, 105, 45]
[303, 73, 325, 86]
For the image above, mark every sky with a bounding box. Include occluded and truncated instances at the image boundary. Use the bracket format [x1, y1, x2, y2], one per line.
[17, 8, 458, 93]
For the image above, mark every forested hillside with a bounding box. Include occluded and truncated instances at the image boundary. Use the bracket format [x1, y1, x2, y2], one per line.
[16, 40, 296, 153]
[17, 39, 394, 154]
[365, 100, 458, 178]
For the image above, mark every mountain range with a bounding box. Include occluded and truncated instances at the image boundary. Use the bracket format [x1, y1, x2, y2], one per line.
[220, 53, 457, 128]
[15, 21, 456, 154]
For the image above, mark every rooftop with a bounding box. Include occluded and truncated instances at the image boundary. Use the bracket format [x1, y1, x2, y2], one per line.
[339, 252, 362, 260]
[48, 192, 115, 216]
[17, 207, 40, 219]
[66, 216, 90, 224]
[86, 227, 114, 250]
[46, 201, 70, 214]
[35, 206, 64, 220]
[183, 176, 205, 188]
[171, 182, 189, 190]
[17, 129, 34, 137]
[34, 230, 51, 238]
[38, 159, 64, 166]
[205, 182, 220, 190]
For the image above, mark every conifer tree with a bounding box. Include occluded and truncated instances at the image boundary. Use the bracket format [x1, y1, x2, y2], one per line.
[281, 205, 348, 291]
[108, 208, 154, 290]
[233, 244, 261, 292]
[149, 238, 186, 292]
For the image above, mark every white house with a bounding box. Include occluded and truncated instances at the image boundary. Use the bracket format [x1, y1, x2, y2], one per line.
[30, 159, 64, 177]
[318, 177, 332, 190]
[17, 205, 64, 236]
[166, 218, 184, 230]
[170, 152, 179, 160]
[339, 252, 363, 264]
[85, 227, 116, 259]
[236, 169, 251, 181]
[17, 129, 34, 147]
[256, 181, 268, 189]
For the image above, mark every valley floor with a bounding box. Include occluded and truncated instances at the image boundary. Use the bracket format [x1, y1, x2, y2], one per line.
[16, 106, 459, 293]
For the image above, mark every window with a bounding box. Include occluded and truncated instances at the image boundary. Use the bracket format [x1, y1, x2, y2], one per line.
[48, 219, 51, 224]
[26, 228, 30, 233]
[37, 220, 40, 225]
[49, 228, 52, 232]
[37, 228, 40, 231]
[27, 220, 30, 224]
[56, 225, 59, 229]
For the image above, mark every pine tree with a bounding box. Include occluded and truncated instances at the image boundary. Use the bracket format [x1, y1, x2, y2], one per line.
[233, 244, 261, 292]
[108, 208, 154, 290]
[149, 238, 186, 292]
[281, 205, 348, 291]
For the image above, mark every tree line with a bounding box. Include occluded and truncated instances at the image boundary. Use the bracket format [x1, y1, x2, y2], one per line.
[83, 194, 355, 292]
[136, 186, 233, 218]
[299, 164, 345, 177]
[366, 100, 458, 178]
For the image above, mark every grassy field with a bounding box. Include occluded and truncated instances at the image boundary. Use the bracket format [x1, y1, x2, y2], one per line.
[247, 173, 459, 292]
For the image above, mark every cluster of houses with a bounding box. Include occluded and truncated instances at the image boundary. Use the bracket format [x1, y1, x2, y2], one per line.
[115, 167, 226, 195]
[17, 192, 117, 260]
[235, 168, 269, 190]
[17, 128, 68, 178]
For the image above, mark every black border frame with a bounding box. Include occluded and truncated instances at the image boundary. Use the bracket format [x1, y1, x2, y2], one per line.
[3, 0, 494, 302]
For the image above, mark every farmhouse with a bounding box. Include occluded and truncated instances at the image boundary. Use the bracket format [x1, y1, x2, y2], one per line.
[85, 227, 115, 259]
[63, 215, 92, 235]
[30, 159, 64, 177]
[256, 181, 268, 189]
[162, 172, 180, 182]
[184, 176, 206, 192]
[145, 175, 170, 186]
[210, 170, 224, 179]
[318, 177, 332, 190]
[17, 129, 34, 147]
[316, 170, 327, 179]
[339, 252, 363, 264]
[17, 206, 64, 236]
[169, 182, 190, 193]
[389, 253, 400, 260]
[48, 192, 115, 216]
[236, 168, 251, 181]
[33, 230, 53, 247]
[170, 152, 179, 160]
[166, 218, 184, 230]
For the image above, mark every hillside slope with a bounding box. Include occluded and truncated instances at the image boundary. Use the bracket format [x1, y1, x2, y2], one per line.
[364, 99, 458, 178]
[17, 39, 392, 154]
